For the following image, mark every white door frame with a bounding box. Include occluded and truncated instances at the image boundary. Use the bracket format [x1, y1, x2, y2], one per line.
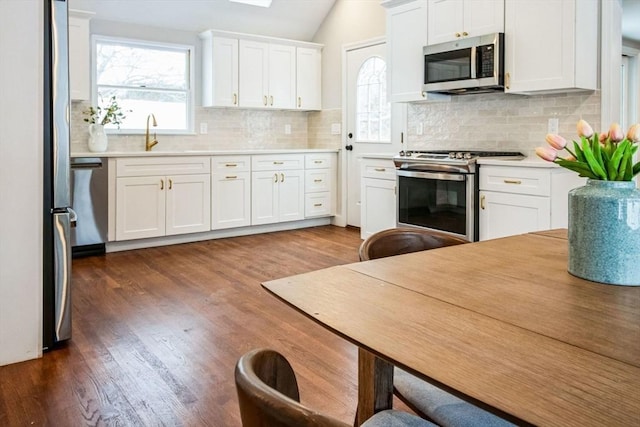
[334, 36, 386, 227]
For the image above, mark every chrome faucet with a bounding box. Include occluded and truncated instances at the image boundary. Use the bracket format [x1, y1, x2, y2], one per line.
[145, 114, 158, 151]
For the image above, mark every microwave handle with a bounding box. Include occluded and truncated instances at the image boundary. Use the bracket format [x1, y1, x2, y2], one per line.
[470, 46, 477, 79]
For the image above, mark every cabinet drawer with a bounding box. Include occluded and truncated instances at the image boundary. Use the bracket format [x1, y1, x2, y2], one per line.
[305, 169, 333, 193]
[116, 156, 211, 177]
[479, 166, 551, 196]
[362, 159, 396, 180]
[305, 192, 333, 217]
[212, 155, 251, 172]
[252, 154, 305, 171]
[305, 153, 336, 169]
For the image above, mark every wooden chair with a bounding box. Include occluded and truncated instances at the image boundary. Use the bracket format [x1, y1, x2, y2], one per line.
[235, 348, 436, 427]
[359, 228, 515, 427]
[358, 227, 468, 261]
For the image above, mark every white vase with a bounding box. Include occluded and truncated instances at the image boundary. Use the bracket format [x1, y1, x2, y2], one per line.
[87, 124, 108, 152]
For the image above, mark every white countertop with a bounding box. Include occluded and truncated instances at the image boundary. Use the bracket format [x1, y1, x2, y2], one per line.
[358, 152, 395, 160]
[477, 154, 558, 168]
[70, 148, 340, 158]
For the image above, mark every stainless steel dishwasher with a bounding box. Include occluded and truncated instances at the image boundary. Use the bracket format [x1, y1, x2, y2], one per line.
[70, 157, 108, 257]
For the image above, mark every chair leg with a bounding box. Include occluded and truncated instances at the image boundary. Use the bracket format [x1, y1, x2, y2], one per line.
[355, 349, 394, 426]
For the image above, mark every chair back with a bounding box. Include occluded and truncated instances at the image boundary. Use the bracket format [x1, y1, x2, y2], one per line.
[235, 348, 350, 427]
[359, 228, 469, 261]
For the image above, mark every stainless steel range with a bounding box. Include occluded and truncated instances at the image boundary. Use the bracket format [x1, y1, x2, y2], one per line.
[394, 150, 524, 241]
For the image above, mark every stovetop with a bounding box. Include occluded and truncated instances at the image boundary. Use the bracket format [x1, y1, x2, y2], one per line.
[394, 150, 525, 173]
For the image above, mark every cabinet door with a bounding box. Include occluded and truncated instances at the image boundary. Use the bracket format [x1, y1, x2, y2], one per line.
[115, 176, 165, 241]
[210, 37, 239, 107]
[212, 172, 251, 230]
[239, 40, 269, 108]
[386, 0, 430, 102]
[479, 191, 550, 241]
[361, 178, 397, 239]
[278, 170, 305, 222]
[252, 171, 279, 225]
[268, 44, 296, 109]
[68, 14, 91, 100]
[296, 47, 321, 110]
[504, 0, 596, 93]
[427, 0, 464, 45]
[165, 174, 211, 236]
[463, 0, 504, 37]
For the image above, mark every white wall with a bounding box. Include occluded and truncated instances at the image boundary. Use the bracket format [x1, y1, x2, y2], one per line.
[312, 0, 386, 109]
[0, 0, 44, 365]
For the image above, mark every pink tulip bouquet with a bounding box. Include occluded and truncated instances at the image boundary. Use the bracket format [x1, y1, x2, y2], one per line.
[536, 120, 640, 181]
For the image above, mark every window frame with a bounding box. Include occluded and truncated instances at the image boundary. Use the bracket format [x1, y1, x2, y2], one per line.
[91, 35, 195, 135]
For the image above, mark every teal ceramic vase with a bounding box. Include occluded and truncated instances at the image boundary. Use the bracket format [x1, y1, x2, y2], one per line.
[568, 180, 640, 286]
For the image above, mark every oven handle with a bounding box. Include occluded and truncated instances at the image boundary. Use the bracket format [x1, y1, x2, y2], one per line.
[397, 169, 466, 181]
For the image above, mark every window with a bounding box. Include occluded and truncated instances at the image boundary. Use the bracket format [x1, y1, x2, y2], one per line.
[356, 56, 390, 143]
[93, 36, 194, 133]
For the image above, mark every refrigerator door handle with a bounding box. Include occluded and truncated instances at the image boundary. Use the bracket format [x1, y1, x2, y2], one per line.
[53, 211, 72, 342]
[69, 207, 77, 228]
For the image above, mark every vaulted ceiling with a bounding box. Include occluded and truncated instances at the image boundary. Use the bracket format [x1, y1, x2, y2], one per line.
[69, 0, 337, 41]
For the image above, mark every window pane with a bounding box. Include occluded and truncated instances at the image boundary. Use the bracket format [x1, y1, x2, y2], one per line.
[356, 56, 390, 143]
[96, 41, 188, 90]
[98, 88, 187, 131]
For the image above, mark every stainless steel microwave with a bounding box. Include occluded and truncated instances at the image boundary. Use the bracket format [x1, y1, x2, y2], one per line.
[423, 32, 504, 95]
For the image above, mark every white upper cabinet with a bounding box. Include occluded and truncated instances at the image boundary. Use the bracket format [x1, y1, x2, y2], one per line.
[68, 9, 93, 101]
[382, 0, 431, 102]
[239, 40, 296, 109]
[504, 0, 597, 94]
[427, 0, 504, 45]
[201, 34, 239, 107]
[201, 30, 321, 110]
[296, 47, 322, 110]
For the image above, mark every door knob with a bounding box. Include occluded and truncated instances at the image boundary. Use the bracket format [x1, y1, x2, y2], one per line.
[346, 144, 353, 151]
[348, 132, 353, 138]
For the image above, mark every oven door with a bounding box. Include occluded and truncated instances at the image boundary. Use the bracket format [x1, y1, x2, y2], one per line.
[397, 170, 476, 241]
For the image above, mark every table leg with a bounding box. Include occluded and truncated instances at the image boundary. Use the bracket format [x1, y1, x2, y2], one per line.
[355, 348, 394, 426]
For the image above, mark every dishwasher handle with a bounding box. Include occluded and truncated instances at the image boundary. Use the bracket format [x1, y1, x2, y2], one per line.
[70, 158, 103, 169]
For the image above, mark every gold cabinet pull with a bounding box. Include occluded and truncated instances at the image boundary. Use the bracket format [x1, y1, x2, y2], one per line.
[505, 72, 510, 90]
[280, 173, 285, 182]
[314, 160, 323, 164]
[481, 195, 486, 209]
[298, 97, 301, 108]
[462, 31, 469, 37]
[226, 175, 237, 179]
[375, 168, 386, 172]
[169, 179, 173, 190]
[270, 95, 274, 106]
[225, 163, 237, 167]
[274, 173, 278, 183]
[421, 91, 426, 98]
[263, 95, 268, 106]
[160, 179, 164, 190]
[233, 93, 237, 105]
[455, 32, 461, 38]
[314, 203, 323, 207]
[504, 179, 522, 185]
[314, 179, 322, 183]
[273, 161, 284, 165]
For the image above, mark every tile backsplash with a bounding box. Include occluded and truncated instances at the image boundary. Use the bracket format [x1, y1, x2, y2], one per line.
[407, 91, 601, 155]
[71, 102, 329, 152]
[72, 91, 602, 156]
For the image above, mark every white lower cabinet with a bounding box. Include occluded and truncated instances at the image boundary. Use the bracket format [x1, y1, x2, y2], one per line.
[212, 156, 251, 230]
[360, 158, 397, 239]
[251, 154, 305, 226]
[304, 153, 336, 218]
[479, 164, 585, 241]
[114, 157, 211, 241]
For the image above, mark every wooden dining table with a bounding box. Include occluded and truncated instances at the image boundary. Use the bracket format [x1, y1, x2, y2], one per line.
[262, 230, 640, 426]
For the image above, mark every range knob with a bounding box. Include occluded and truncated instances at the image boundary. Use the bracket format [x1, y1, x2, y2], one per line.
[464, 152, 473, 159]
[399, 150, 405, 156]
[449, 152, 456, 158]
[406, 151, 413, 156]
[456, 152, 464, 159]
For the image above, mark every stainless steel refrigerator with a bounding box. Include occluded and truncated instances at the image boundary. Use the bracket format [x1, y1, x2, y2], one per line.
[43, 0, 75, 350]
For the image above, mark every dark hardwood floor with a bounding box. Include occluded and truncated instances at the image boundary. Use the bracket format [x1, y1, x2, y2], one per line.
[0, 225, 369, 426]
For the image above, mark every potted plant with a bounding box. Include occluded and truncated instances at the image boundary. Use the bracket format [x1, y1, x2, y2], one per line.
[536, 120, 640, 286]
[82, 96, 129, 152]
